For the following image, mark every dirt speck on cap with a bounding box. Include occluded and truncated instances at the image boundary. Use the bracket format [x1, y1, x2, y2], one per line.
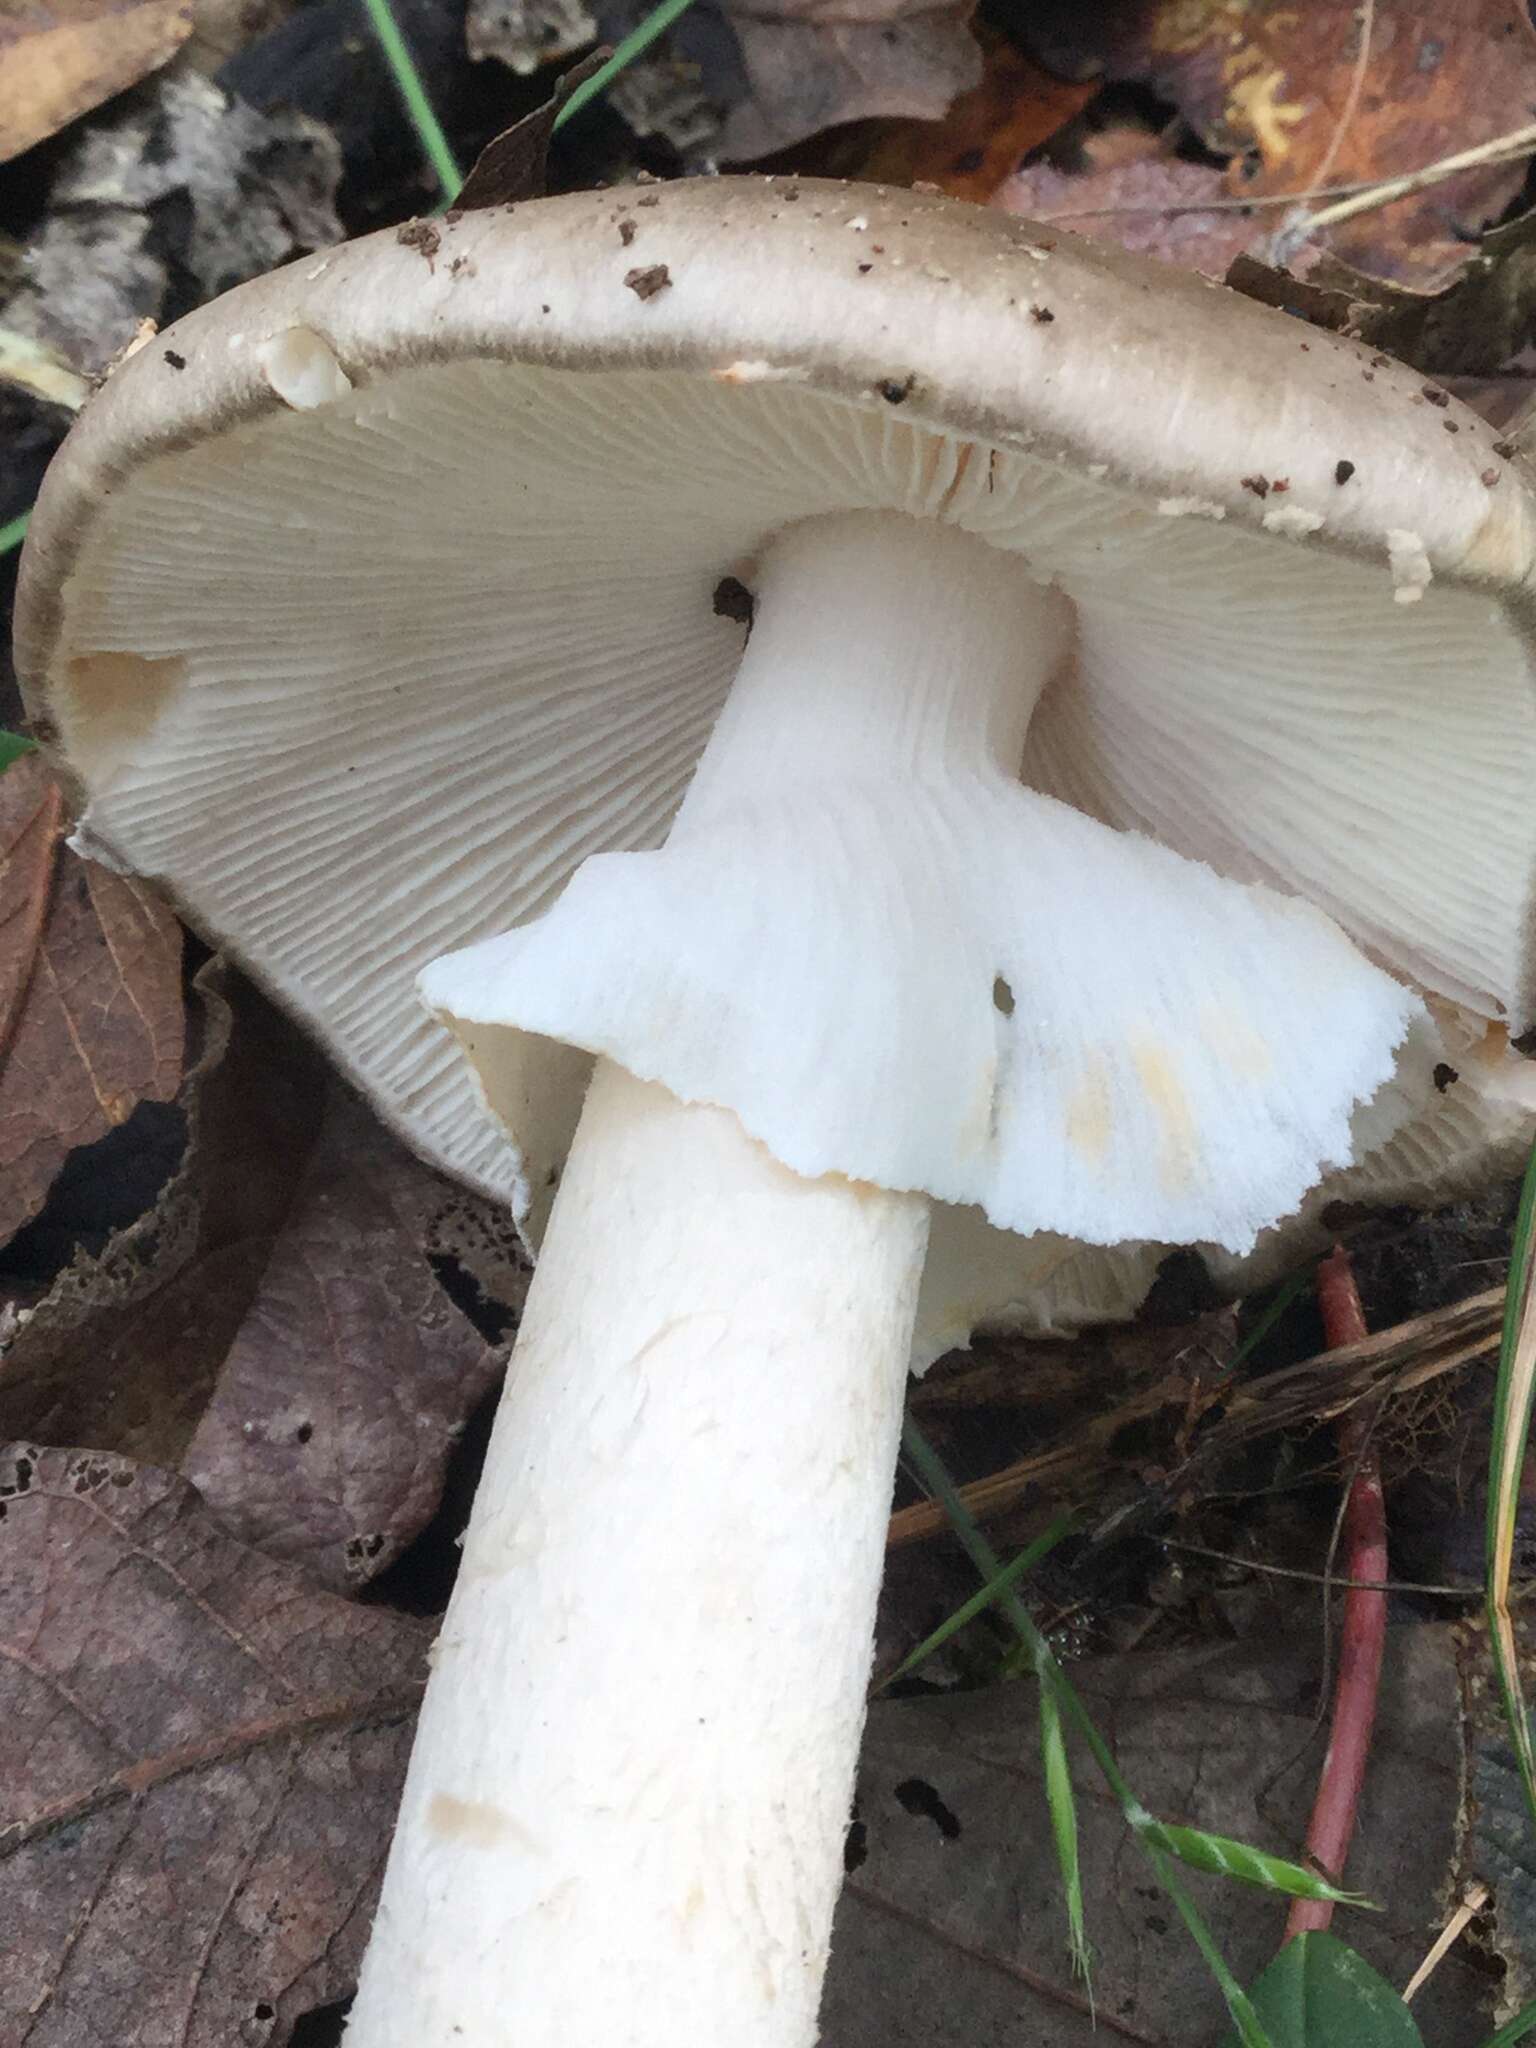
[618, 219, 636, 246]
[624, 264, 671, 301]
[713, 576, 755, 628]
[398, 220, 441, 264]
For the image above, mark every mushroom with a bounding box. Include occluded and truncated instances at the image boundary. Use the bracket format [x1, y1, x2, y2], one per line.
[1209, 999, 1536, 1295]
[17, 179, 1536, 2046]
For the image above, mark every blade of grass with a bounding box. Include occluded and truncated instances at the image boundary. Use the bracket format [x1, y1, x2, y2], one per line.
[901, 1424, 1357, 1904]
[1481, 1997, 1536, 2047]
[1, 512, 29, 556]
[1486, 1138, 1536, 1828]
[901, 1420, 1093, 1991]
[1230, 1273, 1309, 1370]
[552, 0, 700, 130]
[875, 1512, 1074, 1691]
[1039, 1679, 1091, 1986]
[359, 0, 463, 199]
[900, 1415, 1398, 2047]
[0, 732, 36, 771]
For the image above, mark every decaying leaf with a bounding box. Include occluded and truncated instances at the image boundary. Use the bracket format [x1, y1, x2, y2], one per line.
[1228, 204, 1536, 380]
[454, 49, 610, 209]
[858, 25, 1094, 203]
[181, 1084, 510, 1588]
[0, 753, 183, 1253]
[998, 125, 1254, 277]
[0, 1444, 428, 2047]
[468, 0, 596, 75]
[719, 0, 982, 163]
[0, 967, 519, 1591]
[1022, 0, 1536, 289]
[0, 0, 191, 164]
[827, 1627, 1489, 2045]
[476, 0, 983, 166]
[2, 70, 343, 374]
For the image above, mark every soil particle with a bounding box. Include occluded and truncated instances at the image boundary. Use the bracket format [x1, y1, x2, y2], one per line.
[712, 576, 755, 627]
[398, 220, 441, 263]
[624, 263, 671, 300]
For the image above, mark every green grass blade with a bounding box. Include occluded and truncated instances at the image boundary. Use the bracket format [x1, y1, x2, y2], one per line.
[552, 0, 700, 130]
[1039, 1671, 1091, 1987]
[902, 1418, 1277, 2045]
[1142, 1822, 1368, 1907]
[1, 512, 29, 556]
[0, 731, 36, 771]
[1486, 1138, 1536, 1828]
[359, 0, 464, 199]
[1151, 1844, 1274, 2048]
[1480, 1996, 1536, 2047]
[876, 1512, 1074, 1691]
[1230, 1272, 1309, 1368]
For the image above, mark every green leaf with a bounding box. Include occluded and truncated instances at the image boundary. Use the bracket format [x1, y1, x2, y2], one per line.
[0, 731, 37, 771]
[1222, 1935, 1424, 2048]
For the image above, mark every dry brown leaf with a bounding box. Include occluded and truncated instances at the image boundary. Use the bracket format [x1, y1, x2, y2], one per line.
[857, 26, 1093, 201]
[717, 0, 982, 163]
[0, 753, 184, 1252]
[0, 0, 191, 163]
[998, 125, 1255, 277]
[0, 966, 519, 1591]
[182, 1085, 510, 1588]
[1025, 0, 1536, 288]
[1225, 200, 1536, 377]
[0, 1443, 427, 2046]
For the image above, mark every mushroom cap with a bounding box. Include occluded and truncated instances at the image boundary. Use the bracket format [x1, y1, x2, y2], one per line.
[17, 177, 1536, 1319]
[1207, 1003, 1536, 1296]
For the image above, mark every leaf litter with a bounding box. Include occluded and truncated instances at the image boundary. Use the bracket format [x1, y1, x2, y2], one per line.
[0, 1445, 429, 2047]
[0, 753, 183, 1254]
[1, 963, 520, 1593]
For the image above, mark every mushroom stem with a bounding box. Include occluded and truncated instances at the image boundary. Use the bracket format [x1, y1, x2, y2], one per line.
[346, 1057, 929, 2047]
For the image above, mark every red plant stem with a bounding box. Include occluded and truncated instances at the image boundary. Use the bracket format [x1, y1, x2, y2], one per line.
[1284, 1244, 1388, 1941]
